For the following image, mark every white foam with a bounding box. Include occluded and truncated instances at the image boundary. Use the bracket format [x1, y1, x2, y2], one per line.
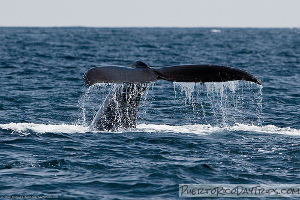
[137, 124, 221, 135]
[230, 123, 300, 136]
[137, 123, 300, 136]
[0, 123, 89, 134]
[1, 123, 298, 136]
[211, 29, 221, 33]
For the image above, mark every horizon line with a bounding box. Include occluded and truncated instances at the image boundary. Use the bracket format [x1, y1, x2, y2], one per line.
[0, 25, 299, 29]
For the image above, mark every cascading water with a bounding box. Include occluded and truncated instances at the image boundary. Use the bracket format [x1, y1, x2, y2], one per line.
[78, 83, 112, 127]
[79, 80, 263, 130]
[79, 83, 149, 131]
[173, 81, 263, 126]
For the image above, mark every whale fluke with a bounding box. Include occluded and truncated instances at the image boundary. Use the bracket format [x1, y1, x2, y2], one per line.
[84, 61, 261, 85]
[84, 61, 261, 131]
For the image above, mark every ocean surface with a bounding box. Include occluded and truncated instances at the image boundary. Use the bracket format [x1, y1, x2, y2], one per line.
[0, 27, 299, 199]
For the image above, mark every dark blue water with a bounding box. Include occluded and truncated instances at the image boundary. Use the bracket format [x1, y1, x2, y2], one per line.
[0, 27, 299, 199]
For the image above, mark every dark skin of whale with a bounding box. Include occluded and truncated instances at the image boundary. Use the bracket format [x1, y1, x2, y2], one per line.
[154, 65, 261, 84]
[84, 61, 261, 131]
[84, 61, 261, 85]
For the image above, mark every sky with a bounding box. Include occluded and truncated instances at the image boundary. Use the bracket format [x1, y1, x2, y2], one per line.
[0, 0, 299, 28]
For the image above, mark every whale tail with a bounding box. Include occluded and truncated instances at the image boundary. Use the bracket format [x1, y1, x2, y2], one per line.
[84, 61, 261, 85]
[84, 61, 261, 131]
